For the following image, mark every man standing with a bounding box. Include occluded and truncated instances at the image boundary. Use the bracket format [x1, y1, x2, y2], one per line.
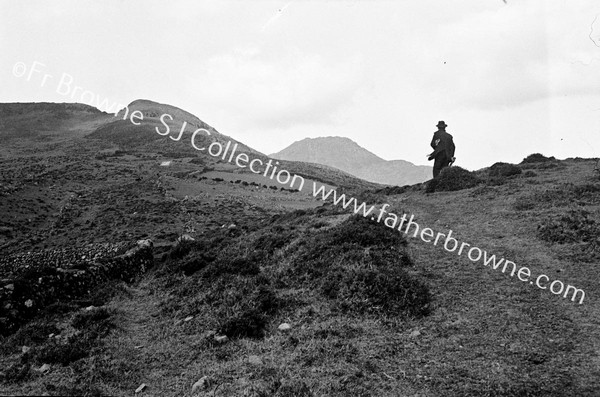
[428, 120, 456, 178]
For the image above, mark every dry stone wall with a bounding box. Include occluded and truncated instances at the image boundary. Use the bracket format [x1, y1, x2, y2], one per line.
[0, 240, 153, 336]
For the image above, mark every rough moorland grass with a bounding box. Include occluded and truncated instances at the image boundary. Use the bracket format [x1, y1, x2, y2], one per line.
[321, 264, 430, 316]
[6, 158, 598, 396]
[1, 306, 115, 388]
[514, 182, 600, 211]
[212, 275, 279, 339]
[160, 210, 430, 343]
[162, 232, 282, 339]
[537, 208, 600, 244]
[283, 215, 430, 317]
[0, 281, 129, 386]
[0, 322, 60, 355]
[1, 206, 428, 395]
[34, 308, 114, 366]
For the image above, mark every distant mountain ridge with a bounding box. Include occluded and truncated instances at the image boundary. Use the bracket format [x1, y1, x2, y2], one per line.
[270, 136, 431, 186]
[0, 100, 380, 192]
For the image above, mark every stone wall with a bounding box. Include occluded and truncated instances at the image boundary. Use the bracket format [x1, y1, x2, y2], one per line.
[0, 241, 153, 336]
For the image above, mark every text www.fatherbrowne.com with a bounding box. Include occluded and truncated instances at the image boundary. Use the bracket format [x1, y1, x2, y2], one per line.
[116, 105, 586, 305]
[311, 184, 585, 305]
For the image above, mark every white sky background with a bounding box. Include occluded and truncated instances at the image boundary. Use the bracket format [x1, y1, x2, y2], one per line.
[1, 0, 599, 170]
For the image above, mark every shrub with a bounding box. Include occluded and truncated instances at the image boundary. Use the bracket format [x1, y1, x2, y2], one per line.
[425, 179, 437, 193]
[427, 166, 481, 193]
[321, 266, 431, 316]
[335, 215, 406, 247]
[201, 274, 279, 339]
[289, 216, 411, 277]
[489, 162, 522, 178]
[284, 215, 430, 317]
[521, 153, 556, 164]
[537, 209, 600, 244]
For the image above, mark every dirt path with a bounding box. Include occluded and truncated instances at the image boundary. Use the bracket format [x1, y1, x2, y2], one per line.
[102, 279, 197, 396]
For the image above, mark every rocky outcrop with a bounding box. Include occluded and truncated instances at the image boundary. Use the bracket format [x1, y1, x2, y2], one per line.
[0, 241, 153, 336]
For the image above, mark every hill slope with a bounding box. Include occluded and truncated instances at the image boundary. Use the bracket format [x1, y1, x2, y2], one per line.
[2, 101, 600, 396]
[0, 100, 380, 255]
[271, 136, 432, 186]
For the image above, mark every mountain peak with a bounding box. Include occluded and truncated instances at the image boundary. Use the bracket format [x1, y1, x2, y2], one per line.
[271, 136, 431, 186]
[297, 136, 364, 148]
[119, 99, 221, 135]
[271, 136, 383, 166]
[125, 99, 194, 117]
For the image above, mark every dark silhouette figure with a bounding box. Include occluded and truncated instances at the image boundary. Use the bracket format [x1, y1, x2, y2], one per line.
[428, 120, 456, 178]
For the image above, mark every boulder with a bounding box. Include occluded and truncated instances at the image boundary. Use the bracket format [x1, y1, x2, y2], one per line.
[192, 376, 211, 393]
[137, 239, 153, 249]
[177, 234, 195, 243]
[278, 323, 292, 332]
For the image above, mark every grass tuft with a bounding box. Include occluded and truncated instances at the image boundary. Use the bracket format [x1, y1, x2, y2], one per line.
[284, 215, 430, 317]
[538, 208, 600, 244]
[521, 153, 556, 164]
[489, 162, 522, 179]
[426, 166, 482, 193]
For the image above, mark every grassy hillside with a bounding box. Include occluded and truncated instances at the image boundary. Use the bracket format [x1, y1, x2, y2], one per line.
[0, 101, 379, 255]
[1, 150, 599, 395]
[2, 103, 600, 396]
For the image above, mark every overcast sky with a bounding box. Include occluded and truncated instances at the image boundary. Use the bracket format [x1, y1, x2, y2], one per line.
[1, 0, 599, 169]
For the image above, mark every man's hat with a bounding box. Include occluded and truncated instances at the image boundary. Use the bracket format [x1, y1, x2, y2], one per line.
[437, 120, 447, 128]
